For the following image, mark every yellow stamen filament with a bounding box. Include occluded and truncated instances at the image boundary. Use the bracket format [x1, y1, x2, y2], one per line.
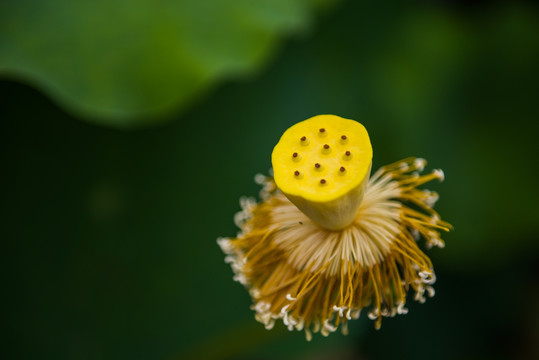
[218, 157, 452, 340]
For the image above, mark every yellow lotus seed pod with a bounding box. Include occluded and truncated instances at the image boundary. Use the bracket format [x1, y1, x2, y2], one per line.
[271, 114, 373, 230]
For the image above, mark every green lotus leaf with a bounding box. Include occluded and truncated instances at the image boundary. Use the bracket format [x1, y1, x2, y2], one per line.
[0, 0, 333, 127]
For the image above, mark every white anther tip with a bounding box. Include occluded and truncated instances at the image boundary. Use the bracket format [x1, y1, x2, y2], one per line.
[414, 158, 427, 170]
[254, 173, 266, 184]
[286, 294, 297, 301]
[433, 169, 445, 181]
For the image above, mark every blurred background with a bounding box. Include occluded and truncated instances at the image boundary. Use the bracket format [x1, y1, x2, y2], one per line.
[1, 0, 538, 359]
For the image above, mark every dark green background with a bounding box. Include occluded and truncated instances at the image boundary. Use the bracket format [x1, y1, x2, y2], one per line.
[2, 0, 538, 359]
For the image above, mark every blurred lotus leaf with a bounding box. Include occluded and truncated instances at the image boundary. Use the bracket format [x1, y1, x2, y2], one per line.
[0, 0, 332, 127]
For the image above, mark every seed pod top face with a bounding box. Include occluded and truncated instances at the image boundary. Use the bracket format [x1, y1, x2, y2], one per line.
[271, 114, 373, 204]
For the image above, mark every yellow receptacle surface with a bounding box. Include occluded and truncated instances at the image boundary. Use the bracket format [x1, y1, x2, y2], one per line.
[272, 115, 372, 203]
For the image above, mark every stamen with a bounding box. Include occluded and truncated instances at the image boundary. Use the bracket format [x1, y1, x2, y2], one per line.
[368, 309, 379, 320]
[323, 319, 337, 332]
[294, 170, 300, 177]
[254, 173, 266, 185]
[414, 158, 426, 171]
[305, 328, 312, 341]
[286, 294, 297, 301]
[265, 320, 275, 330]
[314, 163, 321, 169]
[292, 152, 298, 158]
[320, 179, 326, 184]
[397, 303, 409, 315]
[433, 169, 445, 181]
[340, 166, 346, 172]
